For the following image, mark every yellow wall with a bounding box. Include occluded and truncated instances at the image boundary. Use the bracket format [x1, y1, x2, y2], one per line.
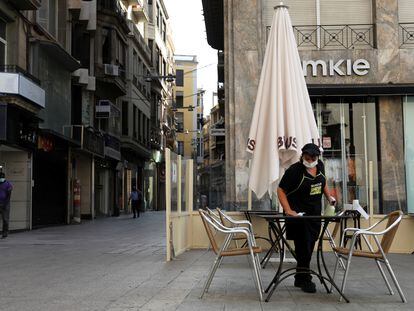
[175, 58, 198, 158]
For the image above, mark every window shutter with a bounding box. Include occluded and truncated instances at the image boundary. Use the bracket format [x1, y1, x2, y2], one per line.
[320, 0, 372, 25]
[38, 0, 49, 31]
[399, 0, 414, 23]
[263, 0, 317, 26]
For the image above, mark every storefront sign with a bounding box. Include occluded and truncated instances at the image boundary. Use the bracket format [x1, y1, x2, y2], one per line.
[302, 59, 370, 77]
[38, 135, 54, 152]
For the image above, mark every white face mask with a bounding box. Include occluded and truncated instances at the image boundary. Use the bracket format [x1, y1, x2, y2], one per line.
[303, 160, 318, 169]
[0, 178, 5, 183]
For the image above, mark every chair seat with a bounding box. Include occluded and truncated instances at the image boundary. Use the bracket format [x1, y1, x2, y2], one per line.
[232, 233, 258, 240]
[222, 246, 262, 257]
[333, 246, 383, 259]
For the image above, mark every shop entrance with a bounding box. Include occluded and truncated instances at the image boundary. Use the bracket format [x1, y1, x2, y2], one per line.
[312, 98, 379, 209]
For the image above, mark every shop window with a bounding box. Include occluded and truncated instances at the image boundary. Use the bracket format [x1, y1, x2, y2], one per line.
[404, 96, 414, 214]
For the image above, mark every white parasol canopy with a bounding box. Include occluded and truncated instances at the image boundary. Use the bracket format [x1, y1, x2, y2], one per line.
[247, 3, 320, 199]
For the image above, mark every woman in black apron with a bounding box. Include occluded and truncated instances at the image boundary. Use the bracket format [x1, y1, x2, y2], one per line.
[277, 143, 335, 293]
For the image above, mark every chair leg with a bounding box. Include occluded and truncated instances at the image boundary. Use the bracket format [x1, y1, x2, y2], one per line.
[383, 257, 407, 303]
[201, 254, 222, 298]
[250, 250, 263, 301]
[339, 254, 353, 302]
[375, 259, 394, 295]
[330, 255, 340, 293]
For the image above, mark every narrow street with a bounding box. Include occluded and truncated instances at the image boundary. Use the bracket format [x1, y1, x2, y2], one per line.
[0, 212, 174, 311]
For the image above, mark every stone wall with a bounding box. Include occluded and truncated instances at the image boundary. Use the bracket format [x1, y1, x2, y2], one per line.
[225, 0, 413, 208]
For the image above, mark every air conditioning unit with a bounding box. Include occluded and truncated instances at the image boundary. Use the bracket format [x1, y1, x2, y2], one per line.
[104, 64, 119, 76]
[72, 68, 89, 85]
[86, 76, 96, 91]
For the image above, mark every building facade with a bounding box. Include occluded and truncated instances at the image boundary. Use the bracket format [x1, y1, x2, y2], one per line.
[0, 0, 176, 231]
[203, 0, 414, 216]
[174, 55, 201, 160]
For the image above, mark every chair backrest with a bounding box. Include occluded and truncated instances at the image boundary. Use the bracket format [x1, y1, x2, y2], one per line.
[199, 209, 220, 254]
[330, 210, 345, 239]
[381, 210, 403, 253]
[216, 208, 228, 226]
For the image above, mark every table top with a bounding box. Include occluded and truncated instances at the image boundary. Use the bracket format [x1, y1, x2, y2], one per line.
[240, 210, 281, 215]
[259, 214, 352, 221]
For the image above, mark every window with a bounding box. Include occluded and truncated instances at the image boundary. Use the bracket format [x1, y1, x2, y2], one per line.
[162, 20, 166, 42]
[38, 0, 58, 38]
[176, 112, 184, 132]
[399, 0, 414, 23]
[138, 110, 142, 141]
[177, 141, 184, 156]
[133, 105, 137, 138]
[0, 20, 6, 66]
[72, 23, 90, 68]
[264, 0, 372, 26]
[122, 101, 128, 136]
[176, 69, 184, 87]
[176, 92, 184, 108]
[148, 39, 153, 62]
[156, 5, 160, 30]
[148, 0, 152, 5]
[102, 27, 111, 64]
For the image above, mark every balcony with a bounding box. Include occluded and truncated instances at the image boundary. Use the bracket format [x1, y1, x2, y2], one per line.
[399, 23, 414, 48]
[104, 133, 121, 160]
[0, 65, 45, 108]
[127, 21, 152, 63]
[13, 0, 41, 10]
[63, 125, 105, 157]
[266, 24, 375, 50]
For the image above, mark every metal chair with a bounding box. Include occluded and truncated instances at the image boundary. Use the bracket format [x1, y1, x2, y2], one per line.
[323, 210, 346, 270]
[332, 211, 406, 303]
[199, 209, 264, 301]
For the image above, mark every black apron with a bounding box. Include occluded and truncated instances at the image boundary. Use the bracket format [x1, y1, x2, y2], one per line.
[285, 170, 326, 241]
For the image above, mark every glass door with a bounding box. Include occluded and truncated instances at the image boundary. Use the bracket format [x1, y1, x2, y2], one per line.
[313, 98, 378, 211]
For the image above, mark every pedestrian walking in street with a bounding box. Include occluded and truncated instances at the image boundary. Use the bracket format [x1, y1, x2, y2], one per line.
[129, 186, 142, 218]
[0, 172, 13, 239]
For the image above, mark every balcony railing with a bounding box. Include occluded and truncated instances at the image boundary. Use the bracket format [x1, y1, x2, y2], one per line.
[266, 24, 375, 50]
[0, 65, 40, 85]
[399, 23, 414, 48]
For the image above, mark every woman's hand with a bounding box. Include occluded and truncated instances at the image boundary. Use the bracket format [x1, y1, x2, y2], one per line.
[285, 209, 298, 216]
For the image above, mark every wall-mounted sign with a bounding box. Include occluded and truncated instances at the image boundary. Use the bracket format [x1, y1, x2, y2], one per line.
[322, 137, 332, 149]
[302, 59, 370, 77]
